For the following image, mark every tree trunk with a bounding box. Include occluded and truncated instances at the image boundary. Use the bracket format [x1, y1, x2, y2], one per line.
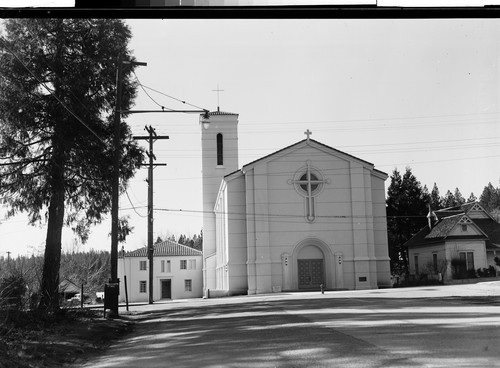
[38, 21, 66, 312]
[38, 160, 65, 312]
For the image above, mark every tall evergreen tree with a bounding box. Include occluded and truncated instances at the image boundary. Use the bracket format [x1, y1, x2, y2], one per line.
[467, 192, 477, 203]
[479, 182, 500, 212]
[0, 19, 143, 311]
[453, 188, 465, 205]
[442, 190, 457, 208]
[430, 183, 442, 210]
[386, 168, 429, 276]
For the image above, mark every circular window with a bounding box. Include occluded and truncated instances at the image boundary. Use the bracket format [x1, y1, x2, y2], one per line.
[299, 173, 320, 192]
[291, 163, 325, 197]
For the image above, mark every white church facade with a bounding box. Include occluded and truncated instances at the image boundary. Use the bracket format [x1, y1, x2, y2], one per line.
[200, 110, 392, 297]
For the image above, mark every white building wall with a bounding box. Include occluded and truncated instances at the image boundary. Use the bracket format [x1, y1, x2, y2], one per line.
[408, 243, 447, 278]
[118, 254, 203, 303]
[240, 143, 389, 293]
[226, 175, 248, 294]
[409, 240, 488, 281]
[200, 112, 239, 294]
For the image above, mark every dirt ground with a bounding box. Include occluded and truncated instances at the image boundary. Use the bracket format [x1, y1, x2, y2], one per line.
[0, 308, 133, 368]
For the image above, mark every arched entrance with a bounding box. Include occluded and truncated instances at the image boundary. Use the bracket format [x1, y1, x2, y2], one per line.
[297, 244, 325, 290]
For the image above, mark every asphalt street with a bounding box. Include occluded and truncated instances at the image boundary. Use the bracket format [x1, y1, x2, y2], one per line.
[78, 281, 500, 368]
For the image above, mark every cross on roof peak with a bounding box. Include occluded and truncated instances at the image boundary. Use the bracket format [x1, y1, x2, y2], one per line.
[304, 129, 312, 141]
[212, 84, 224, 111]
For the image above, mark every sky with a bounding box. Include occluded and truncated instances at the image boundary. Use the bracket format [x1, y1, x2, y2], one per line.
[1, 18, 500, 258]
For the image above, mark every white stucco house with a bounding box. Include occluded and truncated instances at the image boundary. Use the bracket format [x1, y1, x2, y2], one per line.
[118, 240, 203, 302]
[200, 110, 392, 297]
[406, 202, 500, 281]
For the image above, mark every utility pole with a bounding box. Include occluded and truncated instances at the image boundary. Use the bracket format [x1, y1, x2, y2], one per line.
[133, 125, 168, 304]
[110, 59, 147, 316]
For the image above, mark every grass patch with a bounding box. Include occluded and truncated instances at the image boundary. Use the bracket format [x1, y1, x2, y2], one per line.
[0, 308, 133, 368]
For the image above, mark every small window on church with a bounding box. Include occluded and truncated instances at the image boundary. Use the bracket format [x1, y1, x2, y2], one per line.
[216, 133, 223, 165]
[461, 224, 467, 232]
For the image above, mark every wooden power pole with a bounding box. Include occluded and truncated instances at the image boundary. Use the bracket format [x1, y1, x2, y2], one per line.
[133, 125, 168, 304]
[110, 59, 146, 316]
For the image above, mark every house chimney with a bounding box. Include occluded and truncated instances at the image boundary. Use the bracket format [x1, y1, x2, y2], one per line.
[427, 204, 434, 229]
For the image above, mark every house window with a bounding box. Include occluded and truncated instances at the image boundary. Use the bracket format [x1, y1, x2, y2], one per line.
[189, 259, 196, 270]
[216, 133, 223, 166]
[185, 279, 192, 292]
[460, 252, 475, 271]
[161, 260, 165, 273]
[180, 260, 187, 270]
[433, 253, 438, 273]
[414, 255, 419, 275]
[139, 281, 147, 293]
[461, 224, 468, 232]
[139, 260, 147, 271]
[166, 260, 171, 273]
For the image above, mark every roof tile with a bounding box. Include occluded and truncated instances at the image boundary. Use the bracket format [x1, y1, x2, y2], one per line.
[122, 239, 202, 258]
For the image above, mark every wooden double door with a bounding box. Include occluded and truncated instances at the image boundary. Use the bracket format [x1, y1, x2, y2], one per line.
[298, 259, 324, 289]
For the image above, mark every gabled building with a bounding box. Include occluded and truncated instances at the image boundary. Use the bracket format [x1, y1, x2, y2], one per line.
[200, 110, 392, 297]
[406, 202, 500, 281]
[118, 240, 203, 302]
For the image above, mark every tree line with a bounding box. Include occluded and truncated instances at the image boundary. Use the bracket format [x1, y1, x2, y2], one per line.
[155, 230, 203, 252]
[386, 167, 500, 276]
[0, 250, 110, 309]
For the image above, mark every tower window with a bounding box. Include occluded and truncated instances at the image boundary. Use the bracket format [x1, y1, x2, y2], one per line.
[216, 133, 223, 165]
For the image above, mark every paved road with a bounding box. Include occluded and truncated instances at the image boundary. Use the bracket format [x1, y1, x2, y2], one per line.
[79, 282, 500, 368]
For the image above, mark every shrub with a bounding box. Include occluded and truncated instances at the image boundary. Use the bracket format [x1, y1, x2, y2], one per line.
[0, 274, 27, 310]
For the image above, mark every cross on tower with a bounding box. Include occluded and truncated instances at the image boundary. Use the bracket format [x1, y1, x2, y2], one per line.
[212, 84, 224, 112]
[304, 129, 312, 141]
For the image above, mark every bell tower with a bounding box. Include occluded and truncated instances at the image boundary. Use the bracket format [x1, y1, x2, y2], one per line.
[200, 109, 239, 293]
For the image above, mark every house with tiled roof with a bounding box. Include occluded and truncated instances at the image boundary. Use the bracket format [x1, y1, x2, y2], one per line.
[405, 202, 500, 281]
[117, 240, 202, 302]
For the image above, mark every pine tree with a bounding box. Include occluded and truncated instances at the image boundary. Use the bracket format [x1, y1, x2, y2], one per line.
[386, 168, 429, 276]
[0, 19, 143, 311]
[453, 188, 465, 205]
[442, 190, 457, 208]
[479, 182, 500, 212]
[467, 192, 477, 203]
[430, 183, 442, 210]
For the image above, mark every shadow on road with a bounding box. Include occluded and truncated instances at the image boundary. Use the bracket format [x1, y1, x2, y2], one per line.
[83, 296, 500, 368]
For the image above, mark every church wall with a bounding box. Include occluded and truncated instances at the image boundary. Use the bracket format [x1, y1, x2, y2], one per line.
[370, 174, 392, 287]
[254, 146, 371, 291]
[226, 175, 249, 294]
[214, 138, 391, 295]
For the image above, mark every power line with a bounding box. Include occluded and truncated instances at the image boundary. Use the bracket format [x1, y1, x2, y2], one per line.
[125, 190, 147, 218]
[133, 71, 175, 111]
[137, 83, 208, 112]
[153, 207, 426, 220]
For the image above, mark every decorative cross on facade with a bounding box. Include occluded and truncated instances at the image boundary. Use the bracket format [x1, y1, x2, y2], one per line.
[289, 160, 328, 222]
[212, 84, 224, 112]
[304, 129, 312, 141]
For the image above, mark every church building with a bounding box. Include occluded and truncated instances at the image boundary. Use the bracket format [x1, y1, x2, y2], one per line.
[200, 110, 391, 297]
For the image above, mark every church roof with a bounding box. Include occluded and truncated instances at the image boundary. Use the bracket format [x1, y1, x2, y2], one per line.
[122, 239, 202, 258]
[239, 138, 387, 177]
